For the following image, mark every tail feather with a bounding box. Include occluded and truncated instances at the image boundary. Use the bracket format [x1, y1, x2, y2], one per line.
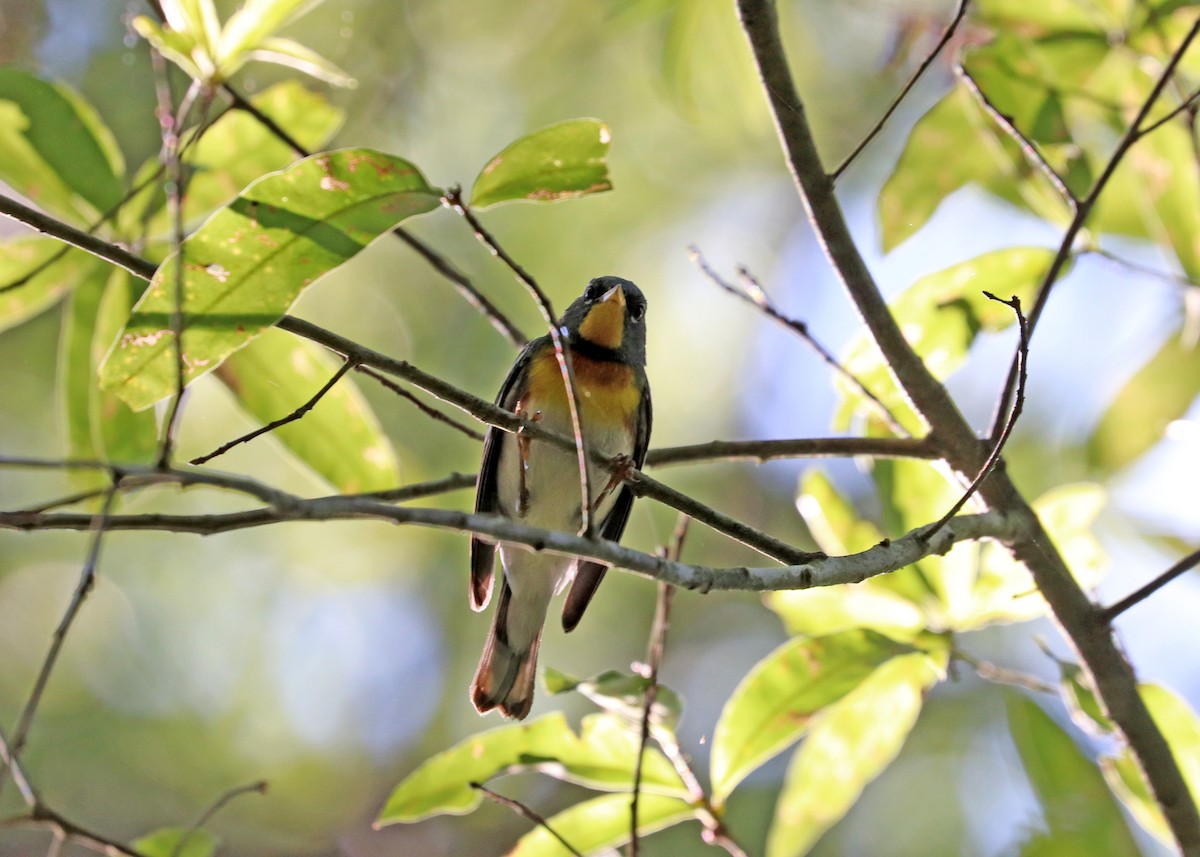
[471, 581, 543, 720]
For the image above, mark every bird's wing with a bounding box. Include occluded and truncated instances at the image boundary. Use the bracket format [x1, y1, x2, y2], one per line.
[562, 375, 652, 632]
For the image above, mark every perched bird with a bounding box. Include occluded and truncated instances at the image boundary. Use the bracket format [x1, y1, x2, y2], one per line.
[470, 276, 652, 719]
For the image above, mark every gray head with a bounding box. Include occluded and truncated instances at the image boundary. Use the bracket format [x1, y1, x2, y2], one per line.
[558, 276, 648, 366]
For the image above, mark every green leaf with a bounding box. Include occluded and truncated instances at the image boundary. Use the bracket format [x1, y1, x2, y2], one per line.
[766, 650, 946, 857]
[1057, 661, 1114, 736]
[878, 84, 1071, 251]
[710, 630, 909, 807]
[132, 15, 208, 81]
[219, 0, 327, 68]
[214, 328, 398, 493]
[769, 472, 929, 640]
[0, 69, 125, 223]
[376, 712, 688, 825]
[1007, 694, 1141, 856]
[470, 119, 612, 209]
[132, 827, 218, 857]
[836, 247, 1058, 433]
[509, 793, 696, 857]
[100, 148, 440, 411]
[1103, 684, 1200, 844]
[0, 238, 101, 333]
[976, 0, 1125, 33]
[60, 269, 159, 485]
[1088, 326, 1200, 473]
[250, 37, 356, 88]
[542, 667, 683, 734]
[142, 80, 344, 235]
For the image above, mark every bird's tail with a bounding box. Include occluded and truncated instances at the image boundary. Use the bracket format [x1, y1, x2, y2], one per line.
[471, 580, 543, 720]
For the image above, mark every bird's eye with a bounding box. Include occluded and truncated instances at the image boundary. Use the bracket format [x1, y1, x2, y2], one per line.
[584, 280, 605, 301]
[629, 300, 646, 322]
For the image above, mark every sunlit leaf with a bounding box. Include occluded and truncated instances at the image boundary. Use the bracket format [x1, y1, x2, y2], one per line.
[508, 793, 696, 857]
[878, 84, 1071, 251]
[132, 827, 217, 857]
[975, 0, 1125, 33]
[214, 328, 398, 492]
[710, 630, 909, 807]
[0, 238, 100, 333]
[1088, 325, 1200, 473]
[376, 712, 687, 825]
[1058, 661, 1114, 736]
[60, 269, 158, 491]
[142, 80, 345, 234]
[470, 119, 612, 209]
[1103, 684, 1200, 845]
[250, 37, 356, 88]
[766, 650, 946, 857]
[543, 667, 683, 734]
[1007, 694, 1141, 855]
[99, 148, 440, 411]
[0, 69, 125, 223]
[219, 0, 327, 65]
[131, 15, 209, 82]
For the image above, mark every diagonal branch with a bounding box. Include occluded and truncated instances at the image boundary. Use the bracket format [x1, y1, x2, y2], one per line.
[831, 0, 971, 179]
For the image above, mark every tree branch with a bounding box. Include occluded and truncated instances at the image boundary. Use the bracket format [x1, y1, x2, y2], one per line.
[734, 2, 1200, 851]
[831, 0, 971, 179]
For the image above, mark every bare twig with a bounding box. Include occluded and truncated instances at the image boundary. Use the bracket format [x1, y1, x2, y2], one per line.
[170, 780, 268, 857]
[356, 365, 485, 441]
[1102, 548, 1200, 622]
[831, 0, 971, 179]
[0, 807, 145, 857]
[924, 293, 1028, 541]
[0, 724, 40, 807]
[470, 782, 583, 857]
[630, 516, 688, 857]
[953, 649, 1056, 695]
[989, 18, 1200, 439]
[13, 487, 114, 515]
[690, 248, 908, 435]
[443, 187, 596, 535]
[220, 84, 527, 347]
[0, 485, 117, 796]
[191, 358, 359, 465]
[958, 65, 1077, 208]
[1085, 246, 1198, 291]
[645, 435, 938, 467]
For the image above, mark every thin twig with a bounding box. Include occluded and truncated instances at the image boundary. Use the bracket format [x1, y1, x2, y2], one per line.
[924, 293, 1028, 541]
[953, 649, 1057, 695]
[1102, 548, 1200, 622]
[0, 485, 117, 794]
[989, 18, 1200, 440]
[470, 782, 583, 857]
[220, 84, 527, 347]
[13, 488, 114, 515]
[958, 65, 1077, 208]
[1138, 86, 1200, 137]
[191, 358, 359, 465]
[0, 808, 145, 857]
[645, 435, 938, 467]
[149, 50, 204, 468]
[630, 517, 687, 857]
[831, 0, 971, 179]
[356, 365, 485, 441]
[170, 780, 268, 857]
[690, 248, 908, 435]
[1085, 246, 1198, 291]
[443, 187, 596, 535]
[0, 723, 40, 807]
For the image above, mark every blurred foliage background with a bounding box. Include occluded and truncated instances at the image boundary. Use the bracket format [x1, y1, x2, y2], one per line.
[1, 0, 1199, 855]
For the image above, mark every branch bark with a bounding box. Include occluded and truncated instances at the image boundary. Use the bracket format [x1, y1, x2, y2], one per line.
[734, 0, 1200, 852]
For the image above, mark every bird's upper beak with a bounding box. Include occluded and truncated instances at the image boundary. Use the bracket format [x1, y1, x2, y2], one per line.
[600, 283, 626, 307]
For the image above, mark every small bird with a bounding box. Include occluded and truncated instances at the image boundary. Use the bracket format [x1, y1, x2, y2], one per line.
[470, 276, 652, 719]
